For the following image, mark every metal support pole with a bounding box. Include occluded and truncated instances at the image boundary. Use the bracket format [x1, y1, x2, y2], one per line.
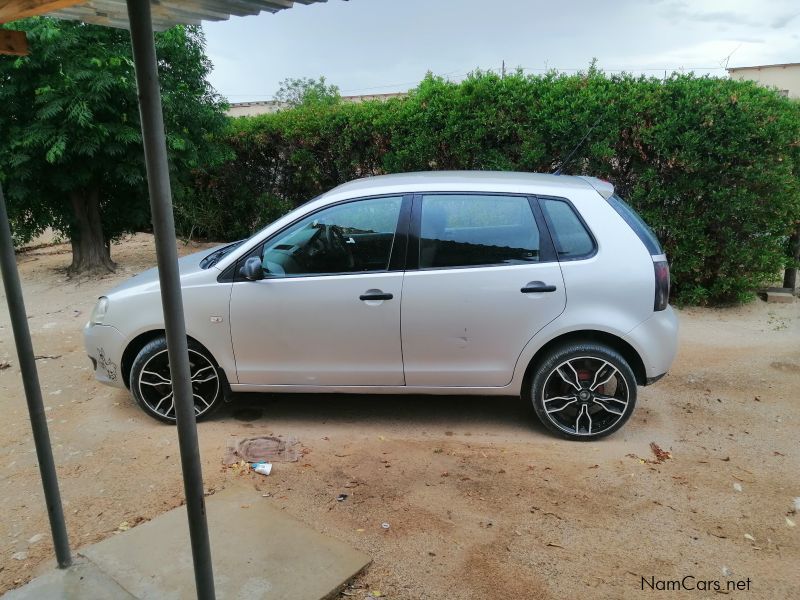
[125, 1, 216, 598]
[0, 184, 72, 569]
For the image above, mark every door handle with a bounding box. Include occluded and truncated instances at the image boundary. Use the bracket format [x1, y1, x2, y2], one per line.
[521, 281, 557, 293]
[359, 291, 393, 301]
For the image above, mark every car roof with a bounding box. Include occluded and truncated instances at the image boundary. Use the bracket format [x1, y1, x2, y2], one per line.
[324, 171, 611, 199]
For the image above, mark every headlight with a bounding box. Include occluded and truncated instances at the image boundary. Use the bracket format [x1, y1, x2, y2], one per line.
[90, 297, 109, 325]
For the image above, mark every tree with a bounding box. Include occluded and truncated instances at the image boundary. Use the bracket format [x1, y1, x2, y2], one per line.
[0, 18, 227, 274]
[274, 76, 340, 108]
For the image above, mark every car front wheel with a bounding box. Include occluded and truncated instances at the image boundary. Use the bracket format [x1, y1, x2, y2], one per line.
[130, 337, 223, 424]
[530, 343, 637, 440]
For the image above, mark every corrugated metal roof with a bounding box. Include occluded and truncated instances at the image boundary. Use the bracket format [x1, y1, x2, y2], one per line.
[30, 0, 333, 31]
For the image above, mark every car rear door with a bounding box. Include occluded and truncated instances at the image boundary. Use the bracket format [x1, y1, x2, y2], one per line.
[400, 193, 566, 387]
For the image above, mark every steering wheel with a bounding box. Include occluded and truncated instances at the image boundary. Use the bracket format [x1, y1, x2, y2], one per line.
[302, 225, 326, 258]
[325, 224, 355, 270]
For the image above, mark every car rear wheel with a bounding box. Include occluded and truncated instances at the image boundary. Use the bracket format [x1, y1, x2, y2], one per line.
[530, 343, 637, 440]
[130, 337, 223, 424]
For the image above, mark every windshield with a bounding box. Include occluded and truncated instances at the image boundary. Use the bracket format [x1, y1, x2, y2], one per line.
[199, 193, 324, 270]
[199, 240, 245, 269]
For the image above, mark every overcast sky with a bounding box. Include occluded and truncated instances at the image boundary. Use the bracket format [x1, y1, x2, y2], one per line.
[202, 0, 800, 102]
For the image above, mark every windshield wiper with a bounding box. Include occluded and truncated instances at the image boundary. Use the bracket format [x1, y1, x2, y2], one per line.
[200, 240, 244, 269]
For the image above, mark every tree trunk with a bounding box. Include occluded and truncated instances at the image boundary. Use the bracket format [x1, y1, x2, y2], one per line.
[784, 226, 800, 293]
[67, 187, 115, 275]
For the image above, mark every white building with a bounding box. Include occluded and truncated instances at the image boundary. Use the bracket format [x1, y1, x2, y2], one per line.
[727, 62, 800, 99]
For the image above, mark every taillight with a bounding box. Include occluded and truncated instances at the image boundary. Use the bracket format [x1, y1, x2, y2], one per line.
[654, 260, 670, 311]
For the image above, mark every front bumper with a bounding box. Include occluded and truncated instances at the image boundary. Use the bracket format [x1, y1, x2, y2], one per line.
[624, 305, 679, 382]
[83, 322, 126, 388]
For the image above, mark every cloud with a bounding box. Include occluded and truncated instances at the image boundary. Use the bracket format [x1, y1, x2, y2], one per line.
[770, 12, 799, 28]
[663, 5, 753, 26]
[691, 10, 752, 25]
[728, 37, 765, 44]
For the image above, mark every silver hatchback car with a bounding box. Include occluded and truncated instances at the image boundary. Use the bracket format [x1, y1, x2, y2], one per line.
[84, 171, 678, 440]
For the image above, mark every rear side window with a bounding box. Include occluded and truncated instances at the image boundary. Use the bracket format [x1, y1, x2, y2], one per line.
[607, 194, 663, 255]
[540, 198, 595, 259]
[419, 194, 541, 268]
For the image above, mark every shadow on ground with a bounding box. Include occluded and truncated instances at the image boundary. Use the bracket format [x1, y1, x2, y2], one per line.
[213, 392, 549, 436]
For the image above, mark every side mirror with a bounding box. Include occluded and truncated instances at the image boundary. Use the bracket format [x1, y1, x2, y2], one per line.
[241, 256, 265, 281]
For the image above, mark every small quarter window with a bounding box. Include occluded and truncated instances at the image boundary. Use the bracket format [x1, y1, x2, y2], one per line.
[606, 194, 663, 255]
[419, 194, 541, 269]
[540, 198, 595, 259]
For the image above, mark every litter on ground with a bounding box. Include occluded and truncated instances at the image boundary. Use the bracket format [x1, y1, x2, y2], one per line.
[251, 462, 272, 476]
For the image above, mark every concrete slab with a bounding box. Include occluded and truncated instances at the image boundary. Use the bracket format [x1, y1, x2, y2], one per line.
[2, 558, 136, 600]
[766, 291, 795, 303]
[80, 484, 370, 600]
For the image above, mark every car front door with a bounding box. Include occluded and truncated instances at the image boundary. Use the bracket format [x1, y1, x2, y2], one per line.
[401, 193, 567, 387]
[229, 195, 409, 386]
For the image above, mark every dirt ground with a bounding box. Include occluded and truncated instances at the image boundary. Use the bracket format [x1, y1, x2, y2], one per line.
[0, 233, 798, 599]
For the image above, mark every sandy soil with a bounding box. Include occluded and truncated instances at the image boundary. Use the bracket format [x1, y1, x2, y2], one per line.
[1, 233, 798, 599]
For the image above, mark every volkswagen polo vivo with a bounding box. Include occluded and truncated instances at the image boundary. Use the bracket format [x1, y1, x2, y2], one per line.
[84, 171, 678, 440]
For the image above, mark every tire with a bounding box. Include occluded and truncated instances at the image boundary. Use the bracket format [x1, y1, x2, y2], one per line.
[530, 342, 637, 441]
[130, 337, 224, 424]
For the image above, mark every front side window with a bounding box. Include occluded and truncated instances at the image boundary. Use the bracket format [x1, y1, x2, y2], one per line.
[260, 196, 403, 277]
[419, 194, 541, 269]
[540, 198, 595, 259]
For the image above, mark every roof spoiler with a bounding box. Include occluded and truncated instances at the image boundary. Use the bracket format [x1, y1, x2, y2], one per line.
[577, 176, 615, 199]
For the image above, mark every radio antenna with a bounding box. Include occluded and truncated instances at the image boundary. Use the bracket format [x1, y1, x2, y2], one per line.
[553, 113, 604, 175]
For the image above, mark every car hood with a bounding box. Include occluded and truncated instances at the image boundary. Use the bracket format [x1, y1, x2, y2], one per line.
[104, 246, 221, 297]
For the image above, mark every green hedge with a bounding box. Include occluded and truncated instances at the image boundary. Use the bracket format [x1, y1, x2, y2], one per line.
[180, 71, 800, 304]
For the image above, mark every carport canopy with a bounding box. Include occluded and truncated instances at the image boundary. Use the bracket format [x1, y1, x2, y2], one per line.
[0, 0, 332, 30]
